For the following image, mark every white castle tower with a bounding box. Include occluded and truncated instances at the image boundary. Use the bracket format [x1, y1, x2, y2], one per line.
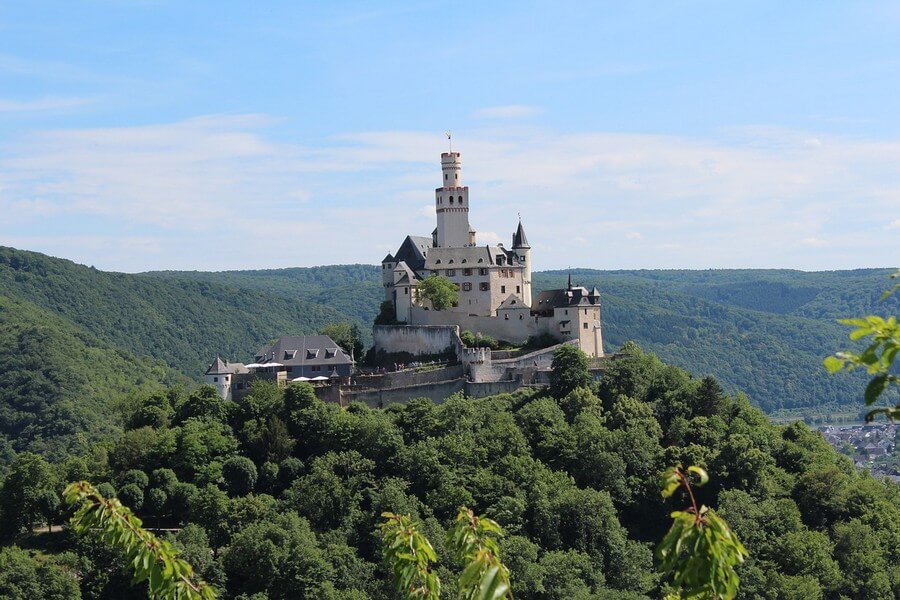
[435, 152, 475, 247]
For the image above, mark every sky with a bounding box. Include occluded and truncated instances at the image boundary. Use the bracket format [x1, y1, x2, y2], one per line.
[1, 1, 898, 273]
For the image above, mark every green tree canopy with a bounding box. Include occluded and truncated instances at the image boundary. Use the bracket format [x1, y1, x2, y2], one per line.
[416, 275, 459, 311]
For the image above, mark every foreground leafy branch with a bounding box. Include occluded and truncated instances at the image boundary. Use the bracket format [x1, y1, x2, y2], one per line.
[63, 481, 216, 600]
[380, 507, 512, 600]
[380, 512, 441, 599]
[446, 508, 512, 600]
[657, 466, 748, 600]
[824, 271, 899, 421]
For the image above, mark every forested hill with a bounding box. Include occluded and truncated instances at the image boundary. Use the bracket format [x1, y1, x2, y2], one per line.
[148, 263, 897, 413]
[1, 245, 895, 455]
[0, 248, 366, 456]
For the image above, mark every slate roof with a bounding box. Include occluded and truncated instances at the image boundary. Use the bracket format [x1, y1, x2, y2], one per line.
[205, 357, 248, 375]
[254, 335, 353, 367]
[498, 294, 529, 310]
[392, 236, 432, 272]
[512, 220, 530, 248]
[532, 283, 601, 315]
[424, 245, 524, 270]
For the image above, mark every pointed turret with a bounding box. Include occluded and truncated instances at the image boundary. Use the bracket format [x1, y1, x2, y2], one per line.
[512, 220, 530, 249]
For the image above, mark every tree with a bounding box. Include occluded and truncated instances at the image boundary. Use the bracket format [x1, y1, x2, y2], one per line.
[222, 456, 258, 497]
[0, 546, 81, 600]
[0, 452, 57, 539]
[222, 512, 334, 599]
[320, 321, 364, 360]
[417, 275, 459, 311]
[548, 345, 592, 399]
[375, 300, 399, 325]
[118, 483, 144, 512]
[63, 481, 216, 600]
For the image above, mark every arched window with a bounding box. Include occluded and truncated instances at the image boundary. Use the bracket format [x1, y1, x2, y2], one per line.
[449, 196, 454, 204]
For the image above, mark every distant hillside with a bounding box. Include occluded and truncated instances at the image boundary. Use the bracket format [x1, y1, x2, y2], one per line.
[0, 248, 371, 455]
[151, 264, 897, 413]
[1, 245, 896, 453]
[0, 293, 177, 459]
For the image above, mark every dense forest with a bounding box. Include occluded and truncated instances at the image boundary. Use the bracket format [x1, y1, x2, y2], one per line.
[0, 246, 895, 458]
[1, 343, 898, 599]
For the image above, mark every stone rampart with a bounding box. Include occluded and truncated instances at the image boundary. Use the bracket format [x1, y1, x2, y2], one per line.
[409, 306, 542, 344]
[353, 365, 465, 389]
[373, 324, 461, 356]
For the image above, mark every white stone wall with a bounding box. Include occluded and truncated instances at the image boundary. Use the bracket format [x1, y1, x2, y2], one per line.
[206, 374, 232, 401]
[373, 324, 460, 356]
[410, 305, 541, 344]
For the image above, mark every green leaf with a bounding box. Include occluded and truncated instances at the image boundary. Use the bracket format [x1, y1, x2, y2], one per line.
[823, 355, 845, 373]
[687, 465, 709, 487]
[864, 374, 889, 405]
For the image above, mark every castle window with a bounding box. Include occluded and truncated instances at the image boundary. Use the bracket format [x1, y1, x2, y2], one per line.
[477, 258, 484, 263]
[444, 174, 448, 180]
[455, 173, 458, 179]
[404, 288, 408, 295]
[463, 268, 472, 276]
[214, 377, 218, 382]
[449, 259, 454, 264]
[504, 314, 509, 320]
[449, 196, 454, 204]
[307, 349, 319, 359]
[517, 286, 521, 293]
[519, 314, 524, 320]
[436, 259, 442, 264]
[325, 348, 337, 359]
[463, 282, 472, 291]
[480, 268, 488, 276]
[462, 259, 467, 263]
[480, 282, 490, 291]
[583, 322, 589, 329]
[448, 269, 456, 276]
[501, 285, 506, 294]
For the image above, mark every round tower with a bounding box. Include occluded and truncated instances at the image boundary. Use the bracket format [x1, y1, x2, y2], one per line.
[512, 219, 532, 306]
[435, 151, 473, 247]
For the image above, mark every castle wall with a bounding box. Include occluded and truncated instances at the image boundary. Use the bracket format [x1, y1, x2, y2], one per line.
[464, 380, 525, 398]
[373, 324, 461, 356]
[340, 378, 466, 408]
[353, 364, 465, 389]
[409, 306, 542, 344]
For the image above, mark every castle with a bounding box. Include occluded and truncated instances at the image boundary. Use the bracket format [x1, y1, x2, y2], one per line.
[379, 149, 604, 358]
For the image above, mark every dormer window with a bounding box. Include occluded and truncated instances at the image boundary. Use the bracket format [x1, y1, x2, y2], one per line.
[325, 348, 337, 359]
[436, 259, 442, 264]
[449, 259, 454, 264]
[306, 349, 319, 359]
[283, 350, 297, 360]
[462, 259, 467, 263]
[477, 258, 484, 263]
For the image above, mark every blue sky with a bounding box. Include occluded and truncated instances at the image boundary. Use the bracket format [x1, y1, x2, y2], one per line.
[1, 1, 898, 272]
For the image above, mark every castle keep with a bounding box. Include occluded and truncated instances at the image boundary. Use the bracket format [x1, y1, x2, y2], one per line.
[380, 149, 604, 358]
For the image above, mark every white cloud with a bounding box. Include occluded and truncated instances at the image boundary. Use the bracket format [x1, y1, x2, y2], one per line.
[2, 116, 899, 271]
[888, 219, 900, 230]
[0, 96, 95, 113]
[473, 105, 543, 119]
